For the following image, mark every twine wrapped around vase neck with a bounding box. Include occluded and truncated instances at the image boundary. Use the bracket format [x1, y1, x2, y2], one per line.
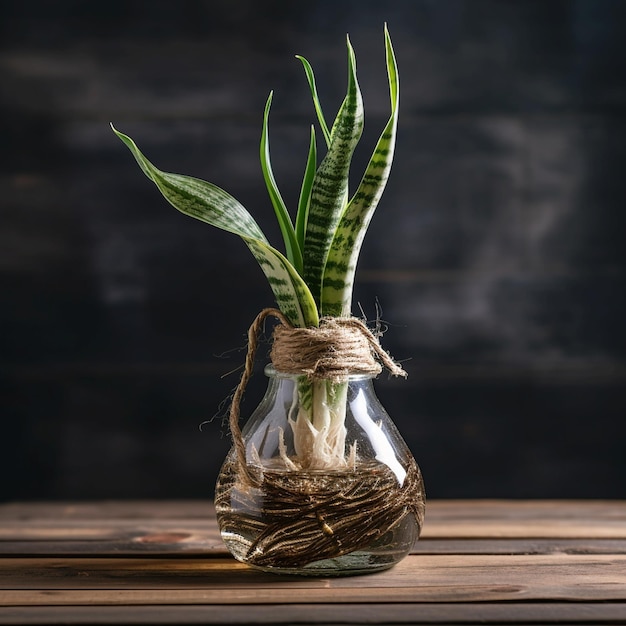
[271, 315, 407, 382]
[228, 308, 407, 486]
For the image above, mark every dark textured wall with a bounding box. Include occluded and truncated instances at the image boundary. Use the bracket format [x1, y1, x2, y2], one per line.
[2, 0, 625, 500]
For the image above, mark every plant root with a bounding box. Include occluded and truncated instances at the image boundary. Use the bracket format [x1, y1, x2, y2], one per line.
[215, 459, 425, 568]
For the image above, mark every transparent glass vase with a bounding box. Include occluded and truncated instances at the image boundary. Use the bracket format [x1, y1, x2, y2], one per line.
[215, 365, 425, 576]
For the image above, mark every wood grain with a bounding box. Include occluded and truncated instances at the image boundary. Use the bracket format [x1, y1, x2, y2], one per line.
[1, 501, 625, 624]
[3, 538, 626, 557]
[2, 603, 626, 625]
[1, 553, 625, 600]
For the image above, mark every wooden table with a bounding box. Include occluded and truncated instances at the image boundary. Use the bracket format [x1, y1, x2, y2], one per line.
[1, 500, 625, 624]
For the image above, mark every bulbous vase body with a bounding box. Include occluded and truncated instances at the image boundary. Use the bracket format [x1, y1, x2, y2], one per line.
[215, 366, 425, 576]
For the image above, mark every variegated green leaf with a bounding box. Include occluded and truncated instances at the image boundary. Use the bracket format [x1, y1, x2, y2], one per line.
[321, 26, 400, 317]
[260, 92, 303, 274]
[295, 125, 317, 255]
[295, 55, 331, 147]
[245, 238, 319, 327]
[111, 124, 318, 328]
[302, 37, 364, 309]
[112, 126, 267, 242]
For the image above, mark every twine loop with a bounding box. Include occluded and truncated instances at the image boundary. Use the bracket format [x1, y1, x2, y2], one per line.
[228, 308, 407, 486]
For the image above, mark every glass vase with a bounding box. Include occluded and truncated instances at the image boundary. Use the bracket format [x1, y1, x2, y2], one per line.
[215, 365, 425, 576]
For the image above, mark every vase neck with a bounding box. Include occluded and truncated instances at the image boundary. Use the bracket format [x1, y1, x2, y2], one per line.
[264, 364, 377, 382]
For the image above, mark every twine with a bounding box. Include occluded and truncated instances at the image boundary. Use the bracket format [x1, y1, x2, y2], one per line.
[228, 308, 407, 486]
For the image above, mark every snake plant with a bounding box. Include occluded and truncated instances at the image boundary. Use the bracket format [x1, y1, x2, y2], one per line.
[112, 25, 400, 469]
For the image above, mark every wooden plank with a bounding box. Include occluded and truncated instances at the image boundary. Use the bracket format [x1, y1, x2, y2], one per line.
[2, 500, 625, 524]
[1, 554, 624, 602]
[2, 538, 626, 557]
[1, 501, 626, 562]
[0, 523, 220, 541]
[413, 538, 626, 555]
[1, 603, 626, 625]
[425, 520, 626, 539]
[2, 501, 626, 541]
[2, 580, 625, 605]
[422, 500, 626, 539]
[0, 501, 215, 522]
[0, 537, 227, 556]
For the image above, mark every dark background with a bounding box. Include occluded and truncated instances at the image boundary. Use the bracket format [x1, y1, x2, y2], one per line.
[2, 0, 625, 501]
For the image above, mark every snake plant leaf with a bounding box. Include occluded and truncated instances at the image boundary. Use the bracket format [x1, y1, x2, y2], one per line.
[111, 124, 318, 328]
[245, 238, 319, 327]
[302, 36, 364, 310]
[112, 125, 266, 241]
[260, 92, 303, 274]
[295, 125, 317, 255]
[322, 25, 400, 317]
[295, 55, 331, 147]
